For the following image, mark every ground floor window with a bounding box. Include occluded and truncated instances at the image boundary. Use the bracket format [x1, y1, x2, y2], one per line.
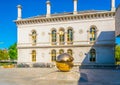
[67, 49, 72, 56]
[90, 48, 96, 62]
[59, 49, 64, 55]
[32, 50, 36, 62]
[51, 49, 56, 62]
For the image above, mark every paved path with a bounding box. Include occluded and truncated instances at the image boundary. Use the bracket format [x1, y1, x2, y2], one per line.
[0, 67, 120, 85]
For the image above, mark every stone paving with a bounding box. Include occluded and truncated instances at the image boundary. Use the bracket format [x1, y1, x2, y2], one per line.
[0, 67, 120, 85]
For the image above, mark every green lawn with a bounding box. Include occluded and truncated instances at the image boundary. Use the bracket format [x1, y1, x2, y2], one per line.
[116, 61, 120, 65]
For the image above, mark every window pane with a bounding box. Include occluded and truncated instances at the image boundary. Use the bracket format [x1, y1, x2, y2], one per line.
[59, 49, 64, 54]
[90, 27, 96, 41]
[59, 30, 64, 43]
[51, 50, 56, 61]
[67, 49, 72, 56]
[67, 29, 73, 42]
[32, 50, 36, 62]
[90, 49, 96, 62]
[52, 30, 57, 42]
[31, 30, 37, 44]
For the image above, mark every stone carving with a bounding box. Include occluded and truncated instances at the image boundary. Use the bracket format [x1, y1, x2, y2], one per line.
[79, 29, 83, 34]
[79, 52, 83, 57]
[41, 32, 45, 36]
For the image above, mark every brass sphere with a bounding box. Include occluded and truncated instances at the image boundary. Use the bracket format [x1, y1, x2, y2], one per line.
[56, 53, 74, 72]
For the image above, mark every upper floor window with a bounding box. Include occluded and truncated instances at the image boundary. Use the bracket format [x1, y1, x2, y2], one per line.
[51, 29, 57, 45]
[31, 30, 37, 45]
[90, 27, 97, 42]
[32, 50, 36, 62]
[89, 48, 96, 62]
[51, 49, 56, 62]
[67, 28, 73, 44]
[59, 28, 65, 45]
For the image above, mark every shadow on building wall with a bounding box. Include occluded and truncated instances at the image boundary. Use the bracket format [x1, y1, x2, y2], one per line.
[77, 31, 116, 84]
[79, 31, 115, 67]
[81, 31, 115, 65]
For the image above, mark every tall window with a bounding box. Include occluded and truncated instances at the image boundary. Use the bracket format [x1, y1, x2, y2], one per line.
[59, 49, 64, 55]
[51, 29, 57, 45]
[51, 49, 56, 62]
[31, 30, 37, 45]
[90, 49, 96, 62]
[59, 29, 65, 45]
[67, 49, 72, 56]
[90, 27, 96, 42]
[67, 29, 73, 44]
[32, 50, 36, 62]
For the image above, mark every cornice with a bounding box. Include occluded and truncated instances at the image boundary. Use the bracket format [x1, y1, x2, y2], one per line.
[15, 11, 115, 26]
[17, 44, 115, 49]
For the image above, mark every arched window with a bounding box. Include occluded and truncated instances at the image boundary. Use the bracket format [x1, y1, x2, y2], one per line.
[59, 29, 65, 45]
[67, 29, 73, 44]
[67, 49, 72, 56]
[59, 49, 64, 55]
[90, 48, 96, 62]
[90, 27, 96, 42]
[32, 50, 36, 62]
[51, 49, 56, 62]
[51, 29, 57, 45]
[31, 30, 37, 45]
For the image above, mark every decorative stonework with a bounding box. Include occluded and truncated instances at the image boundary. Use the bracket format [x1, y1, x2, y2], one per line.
[79, 52, 83, 57]
[15, 11, 115, 25]
[41, 32, 45, 36]
[79, 29, 83, 34]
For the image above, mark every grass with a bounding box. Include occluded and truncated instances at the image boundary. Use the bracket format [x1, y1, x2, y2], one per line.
[0, 63, 16, 68]
[116, 61, 120, 65]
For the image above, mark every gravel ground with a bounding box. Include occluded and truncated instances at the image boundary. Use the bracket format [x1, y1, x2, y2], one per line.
[0, 67, 120, 85]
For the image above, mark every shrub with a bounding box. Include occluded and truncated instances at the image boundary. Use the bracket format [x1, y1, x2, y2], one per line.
[17, 63, 30, 68]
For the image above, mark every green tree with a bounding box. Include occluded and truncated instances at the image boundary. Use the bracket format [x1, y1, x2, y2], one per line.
[0, 49, 9, 60]
[0, 50, 4, 60]
[115, 45, 120, 61]
[8, 43, 17, 60]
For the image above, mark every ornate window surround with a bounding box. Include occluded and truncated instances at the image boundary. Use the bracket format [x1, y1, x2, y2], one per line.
[30, 30, 37, 45]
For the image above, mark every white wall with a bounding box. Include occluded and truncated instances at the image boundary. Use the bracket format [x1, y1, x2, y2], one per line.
[17, 14, 115, 65]
[17, 17, 115, 46]
[116, 5, 120, 36]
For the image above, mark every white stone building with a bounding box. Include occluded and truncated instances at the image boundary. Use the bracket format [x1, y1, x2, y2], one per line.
[15, 0, 116, 66]
[116, 4, 120, 37]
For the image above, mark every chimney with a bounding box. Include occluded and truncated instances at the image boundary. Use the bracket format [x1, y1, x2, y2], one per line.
[17, 5, 22, 20]
[73, 0, 78, 14]
[111, 0, 116, 11]
[46, 0, 51, 17]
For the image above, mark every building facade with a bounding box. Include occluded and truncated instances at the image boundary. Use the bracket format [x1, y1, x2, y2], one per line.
[116, 4, 120, 37]
[15, 0, 116, 66]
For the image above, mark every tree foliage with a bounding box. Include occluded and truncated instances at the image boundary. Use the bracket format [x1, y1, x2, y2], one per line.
[0, 49, 9, 60]
[8, 43, 17, 60]
[115, 45, 120, 61]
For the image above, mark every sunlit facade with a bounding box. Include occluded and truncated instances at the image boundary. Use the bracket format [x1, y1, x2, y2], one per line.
[16, 0, 116, 66]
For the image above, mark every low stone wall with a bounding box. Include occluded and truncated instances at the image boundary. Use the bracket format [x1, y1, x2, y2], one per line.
[17, 63, 54, 68]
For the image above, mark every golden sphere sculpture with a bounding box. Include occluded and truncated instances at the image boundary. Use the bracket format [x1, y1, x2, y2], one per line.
[56, 53, 74, 72]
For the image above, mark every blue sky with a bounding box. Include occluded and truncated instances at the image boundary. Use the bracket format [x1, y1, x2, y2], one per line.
[0, 0, 120, 49]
